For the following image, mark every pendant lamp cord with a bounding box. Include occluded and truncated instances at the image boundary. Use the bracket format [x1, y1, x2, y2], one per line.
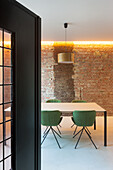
[65, 27, 67, 52]
[64, 23, 68, 52]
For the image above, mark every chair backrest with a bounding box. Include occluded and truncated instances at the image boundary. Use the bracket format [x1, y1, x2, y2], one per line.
[41, 110, 61, 126]
[73, 110, 96, 127]
[46, 99, 61, 103]
[72, 100, 87, 103]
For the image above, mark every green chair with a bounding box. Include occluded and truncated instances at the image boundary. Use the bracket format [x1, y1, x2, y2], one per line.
[72, 100, 87, 103]
[71, 100, 87, 135]
[73, 110, 97, 149]
[41, 110, 62, 149]
[46, 99, 61, 103]
[46, 99, 62, 134]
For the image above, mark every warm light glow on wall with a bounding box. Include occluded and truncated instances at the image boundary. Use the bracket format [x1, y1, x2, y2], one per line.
[41, 41, 113, 46]
[73, 41, 113, 45]
[41, 41, 54, 45]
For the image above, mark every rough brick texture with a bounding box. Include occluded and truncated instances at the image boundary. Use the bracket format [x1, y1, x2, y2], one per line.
[41, 42, 113, 116]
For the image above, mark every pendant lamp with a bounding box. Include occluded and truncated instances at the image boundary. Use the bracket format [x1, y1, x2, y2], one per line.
[58, 23, 74, 64]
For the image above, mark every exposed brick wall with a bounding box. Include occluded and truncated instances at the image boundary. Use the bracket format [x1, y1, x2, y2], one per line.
[4, 49, 11, 109]
[41, 45, 55, 102]
[53, 44, 75, 102]
[73, 44, 113, 116]
[41, 42, 113, 116]
[41, 43, 75, 102]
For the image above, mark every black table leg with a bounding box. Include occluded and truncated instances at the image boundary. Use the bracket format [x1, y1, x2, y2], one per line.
[104, 111, 107, 146]
[94, 118, 96, 130]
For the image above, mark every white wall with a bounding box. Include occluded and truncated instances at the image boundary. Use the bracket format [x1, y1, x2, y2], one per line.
[17, 0, 113, 41]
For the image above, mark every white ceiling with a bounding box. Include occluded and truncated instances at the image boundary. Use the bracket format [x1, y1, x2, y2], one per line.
[17, 0, 113, 41]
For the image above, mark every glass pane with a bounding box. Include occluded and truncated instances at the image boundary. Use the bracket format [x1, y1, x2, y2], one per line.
[4, 86, 11, 103]
[4, 103, 11, 121]
[5, 139, 11, 158]
[0, 48, 2, 65]
[0, 30, 2, 47]
[0, 143, 3, 161]
[0, 124, 3, 142]
[0, 67, 3, 84]
[0, 86, 2, 104]
[5, 156, 11, 170]
[5, 121, 11, 139]
[0, 162, 3, 170]
[4, 49, 11, 66]
[0, 105, 3, 123]
[4, 67, 11, 84]
[4, 31, 11, 49]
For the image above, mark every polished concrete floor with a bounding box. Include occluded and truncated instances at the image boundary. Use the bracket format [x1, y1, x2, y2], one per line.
[41, 116, 113, 170]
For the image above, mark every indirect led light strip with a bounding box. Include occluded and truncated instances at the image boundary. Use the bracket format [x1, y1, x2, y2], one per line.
[41, 41, 113, 45]
[1, 41, 113, 46]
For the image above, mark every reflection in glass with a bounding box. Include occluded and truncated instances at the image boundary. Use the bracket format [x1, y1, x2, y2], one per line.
[0, 124, 3, 142]
[4, 49, 11, 66]
[4, 86, 11, 103]
[4, 31, 11, 49]
[4, 103, 11, 121]
[5, 156, 11, 170]
[0, 67, 3, 84]
[0, 28, 13, 170]
[0, 48, 2, 65]
[0, 30, 2, 46]
[0, 105, 3, 123]
[0, 143, 3, 161]
[4, 67, 11, 84]
[0, 86, 2, 104]
[5, 121, 11, 139]
[5, 139, 11, 158]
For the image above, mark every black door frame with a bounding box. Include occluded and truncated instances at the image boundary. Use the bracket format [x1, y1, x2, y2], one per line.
[0, 0, 41, 170]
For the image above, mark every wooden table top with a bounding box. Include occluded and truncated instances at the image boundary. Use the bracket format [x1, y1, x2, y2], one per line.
[41, 102, 106, 112]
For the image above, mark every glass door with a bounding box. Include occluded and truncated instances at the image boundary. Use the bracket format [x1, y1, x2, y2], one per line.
[0, 28, 14, 170]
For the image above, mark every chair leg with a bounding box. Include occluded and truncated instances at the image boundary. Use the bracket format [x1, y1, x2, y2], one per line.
[71, 123, 75, 128]
[57, 126, 61, 134]
[73, 126, 78, 135]
[73, 128, 83, 138]
[84, 128, 97, 149]
[43, 126, 49, 137]
[43, 129, 49, 138]
[41, 128, 50, 145]
[75, 128, 84, 149]
[43, 126, 49, 134]
[85, 127, 91, 135]
[52, 127, 61, 138]
[59, 124, 62, 128]
[51, 127, 61, 149]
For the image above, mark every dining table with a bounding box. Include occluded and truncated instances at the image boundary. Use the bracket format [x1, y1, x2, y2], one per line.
[41, 102, 107, 146]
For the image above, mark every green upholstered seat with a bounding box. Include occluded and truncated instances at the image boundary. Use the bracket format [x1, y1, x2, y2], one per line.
[71, 100, 86, 125]
[71, 100, 87, 130]
[41, 110, 62, 126]
[46, 99, 62, 129]
[46, 99, 61, 103]
[72, 110, 97, 149]
[72, 100, 87, 103]
[73, 110, 96, 127]
[41, 110, 62, 148]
